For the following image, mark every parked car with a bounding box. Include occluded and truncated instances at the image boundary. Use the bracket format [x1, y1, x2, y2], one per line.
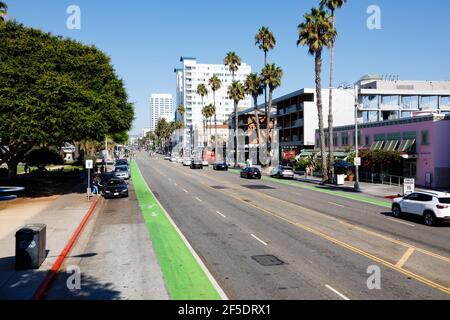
[202, 160, 209, 167]
[104, 178, 129, 199]
[213, 162, 229, 171]
[170, 157, 177, 162]
[115, 159, 129, 167]
[240, 167, 262, 179]
[271, 165, 295, 179]
[114, 165, 130, 180]
[190, 160, 203, 170]
[177, 157, 184, 164]
[164, 155, 171, 160]
[392, 191, 450, 226]
[183, 158, 192, 166]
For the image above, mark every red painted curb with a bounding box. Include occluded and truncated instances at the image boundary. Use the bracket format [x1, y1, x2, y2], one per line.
[32, 197, 100, 300]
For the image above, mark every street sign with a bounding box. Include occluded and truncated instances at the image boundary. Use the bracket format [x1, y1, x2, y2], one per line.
[403, 178, 415, 195]
[85, 160, 93, 169]
[354, 157, 361, 167]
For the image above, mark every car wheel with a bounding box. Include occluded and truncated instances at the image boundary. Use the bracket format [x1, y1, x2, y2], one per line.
[424, 211, 438, 226]
[392, 205, 402, 218]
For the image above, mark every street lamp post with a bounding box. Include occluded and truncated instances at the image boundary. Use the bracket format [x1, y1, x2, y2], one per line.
[354, 85, 361, 192]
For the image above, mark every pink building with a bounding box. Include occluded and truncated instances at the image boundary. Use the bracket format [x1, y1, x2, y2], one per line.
[315, 115, 450, 189]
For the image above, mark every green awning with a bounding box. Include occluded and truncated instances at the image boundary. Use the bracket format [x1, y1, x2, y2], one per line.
[384, 140, 399, 151]
[398, 139, 416, 152]
[370, 140, 384, 151]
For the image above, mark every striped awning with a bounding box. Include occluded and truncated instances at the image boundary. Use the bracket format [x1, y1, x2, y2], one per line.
[398, 139, 416, 152]
[384, 140, 399, 151]
[370, 140, 384, 151]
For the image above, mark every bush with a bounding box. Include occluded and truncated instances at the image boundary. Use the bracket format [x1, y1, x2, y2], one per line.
[24, 148, 64, 171]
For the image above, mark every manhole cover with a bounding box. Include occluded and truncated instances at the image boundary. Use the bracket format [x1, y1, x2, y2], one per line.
[211, 186, 227, 190]
[251, 255, 285, 266]
[242, 185, 275, 190]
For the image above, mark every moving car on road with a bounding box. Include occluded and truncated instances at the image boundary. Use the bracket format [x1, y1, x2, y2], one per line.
[213, 162, 229, 171]
[190, 160, 203, 170]
[104, 178, 129, 199]
[240, 167, 262, 180]
[392, 191, 450, 226]
[114, 165, 130, 180]
[270, 165, 295, 179]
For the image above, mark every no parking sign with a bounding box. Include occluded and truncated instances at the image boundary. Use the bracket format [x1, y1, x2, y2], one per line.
[403, 178, 415, 195]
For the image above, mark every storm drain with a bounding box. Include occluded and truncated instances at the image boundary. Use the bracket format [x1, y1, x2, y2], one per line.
[242, 185, 275, 190]
[251, 255, 285, 266]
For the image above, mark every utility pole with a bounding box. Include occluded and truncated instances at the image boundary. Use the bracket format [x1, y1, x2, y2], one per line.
[354, 85, 361, 192]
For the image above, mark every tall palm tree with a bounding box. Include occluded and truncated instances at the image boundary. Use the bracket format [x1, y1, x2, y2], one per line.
[201, 106, 208, 149]
[261, 64, 283, 164]
[224, 52, 241, 81]
[176, 104, 186, 156]
[255, 27, 276, 124]
[206, 104, 216, 143]
[197, 83, 208, 148]
[244, 73, 264, 150]
[209, 75, 222, 141]
[228, 81, 245, 167]
[297, 7, 336, 183]
[320, 0, 346, 181]
[0, 1, 7, 22]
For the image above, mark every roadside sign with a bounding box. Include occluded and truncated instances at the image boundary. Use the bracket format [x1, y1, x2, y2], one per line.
[85, 160, 94, 169]
[403, 178, 415, 195]
[354, 157, 361, 167]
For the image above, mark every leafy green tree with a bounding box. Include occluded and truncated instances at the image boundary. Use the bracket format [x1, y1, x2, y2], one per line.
[261, 63, 283, 163]
[297, 7, 336, 183]
[209, 75, 222, 140]
[0, 22, 134, 179]
[0, 1, 7, 22]
[228, 81, 245, 166]
[320, 0, 346, 179]
[244, 73, 264, 148]
[24, 148, 64, 172]
[224, 52, 241, 81]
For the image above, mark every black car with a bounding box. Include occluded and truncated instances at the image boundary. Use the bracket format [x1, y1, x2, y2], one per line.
[213, 162, 229, 171]
[190, 160, 203, 170]
[240, 167, 262, 179]
[99, 172, 117, 189]
[115, 159, 129, 167]
[104, 178, 129, 199]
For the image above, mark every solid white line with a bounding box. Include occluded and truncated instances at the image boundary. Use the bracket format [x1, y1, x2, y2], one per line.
[328, 202, 346, 208]
[183, 189, 188, 193]
[250, 234, 268, 246]
[325, 285, 350, 300]
[134, 162, 229, 300]
[216, 211, 226, 218]
[386, 218, 415, 227]
[196, 197, 203, 203]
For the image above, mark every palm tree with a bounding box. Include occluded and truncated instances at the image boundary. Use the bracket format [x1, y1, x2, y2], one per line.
[255, 27, 276, 151]
[0, 1, 7, 22]
[197, 83, 208, 147]
[177, 104, 186, 124]
[201, 106, 208, 149]
[224, 52, 241, 81]
[320, 0, 346, 181]
[209, 75, 222, 141]
[244, 73, 264, 150]
[228, 81, 245, 166]
[297, 7, 336, 183]
[261, 64, 283, 165]
[206, 104, 216, 143]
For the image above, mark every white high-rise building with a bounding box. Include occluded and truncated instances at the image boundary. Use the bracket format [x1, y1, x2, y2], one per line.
[150, 93, 174, 131]
[174, 57, 252, 150]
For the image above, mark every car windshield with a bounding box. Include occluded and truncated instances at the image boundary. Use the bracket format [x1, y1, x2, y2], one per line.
[115, 167, 127, 172]
[282, 166, 293, 170]
[438, 198, 450, 204]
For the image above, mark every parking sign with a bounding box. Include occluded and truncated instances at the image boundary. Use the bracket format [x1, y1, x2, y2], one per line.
[85, 160, 93, 169]
[403, 178, 415, 195]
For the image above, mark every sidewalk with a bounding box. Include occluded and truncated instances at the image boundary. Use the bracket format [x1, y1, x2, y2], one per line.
[0, 193, 96, 300]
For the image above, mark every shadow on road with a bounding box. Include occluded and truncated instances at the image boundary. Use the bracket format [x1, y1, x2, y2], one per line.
[380, 211, 450, 228]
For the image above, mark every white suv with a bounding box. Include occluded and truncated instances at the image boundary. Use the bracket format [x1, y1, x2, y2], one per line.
[392, 191, 450, 226]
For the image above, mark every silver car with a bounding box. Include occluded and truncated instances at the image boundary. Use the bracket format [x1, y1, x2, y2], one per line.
[114, 165, 130, 180]
[271, 165, 295, 179]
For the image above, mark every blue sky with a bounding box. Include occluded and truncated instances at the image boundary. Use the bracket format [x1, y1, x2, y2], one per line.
[8, 0, 450, 134]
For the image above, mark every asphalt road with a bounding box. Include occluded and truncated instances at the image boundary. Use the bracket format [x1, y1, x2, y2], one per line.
[136, 152, 450, 300]
[45, 183, 169, 300]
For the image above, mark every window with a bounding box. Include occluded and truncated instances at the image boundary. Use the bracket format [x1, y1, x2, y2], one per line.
[402, 96, 419, 109]
[341, 132, 349, 146]
[381, 111, 399, 121]
[361, 95, 379, 109]
[440, 96, 450, 108]
[401, 111, 413, 119]
[417, 194, 433, 202]
[421, 131, 429, 145]
[365, 135, 371, 147]
[438, 198, 450, 204]
[362, 111, 379, 123]
[420, 96, 438, 110]
[381, 95, 399, 106]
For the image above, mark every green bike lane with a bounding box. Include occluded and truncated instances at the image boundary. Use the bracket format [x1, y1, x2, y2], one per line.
[131, 161, 224, 300]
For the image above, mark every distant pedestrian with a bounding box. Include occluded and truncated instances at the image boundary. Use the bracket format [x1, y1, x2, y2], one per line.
[92, 176, 100, 196]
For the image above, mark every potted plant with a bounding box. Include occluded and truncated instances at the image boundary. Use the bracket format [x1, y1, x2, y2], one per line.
[346, 169, 355, 182]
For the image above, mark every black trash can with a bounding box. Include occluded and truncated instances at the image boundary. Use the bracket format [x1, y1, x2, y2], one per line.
[15, 224, 47, 270]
